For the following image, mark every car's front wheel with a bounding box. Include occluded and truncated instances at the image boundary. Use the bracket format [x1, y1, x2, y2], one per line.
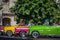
[32, 31, 40, 38]
[19, 31, 26, 37]
[7, 31, 13, 37]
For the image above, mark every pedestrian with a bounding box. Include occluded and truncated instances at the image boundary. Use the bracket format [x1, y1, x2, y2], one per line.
[43, 19, 50, 26]
[28, 20, 35, 27]
[17, 18, 25, 26]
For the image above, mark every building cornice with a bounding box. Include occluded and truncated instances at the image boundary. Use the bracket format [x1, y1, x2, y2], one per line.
[2, 13, 15, 16]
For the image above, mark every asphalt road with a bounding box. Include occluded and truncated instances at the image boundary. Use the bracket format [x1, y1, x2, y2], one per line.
[0, 36, 60, 40]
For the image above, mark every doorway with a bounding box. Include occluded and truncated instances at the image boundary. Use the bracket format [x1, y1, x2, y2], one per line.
[2, 18, 11, 26]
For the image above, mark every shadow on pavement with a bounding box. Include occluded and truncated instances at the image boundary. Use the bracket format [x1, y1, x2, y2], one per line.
[0, 36, 60, 40]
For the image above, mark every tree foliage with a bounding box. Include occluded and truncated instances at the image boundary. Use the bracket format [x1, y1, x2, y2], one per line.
[10, 0, 60, 24]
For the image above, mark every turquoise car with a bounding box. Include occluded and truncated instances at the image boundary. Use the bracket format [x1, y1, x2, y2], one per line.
[29, 25, 60, 38]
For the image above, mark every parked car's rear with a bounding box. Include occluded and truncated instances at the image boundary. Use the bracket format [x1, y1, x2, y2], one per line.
[15, 26, 29, 37]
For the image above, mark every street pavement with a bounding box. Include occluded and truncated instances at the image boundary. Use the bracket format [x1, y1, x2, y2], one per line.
[0, 36, 60, 40]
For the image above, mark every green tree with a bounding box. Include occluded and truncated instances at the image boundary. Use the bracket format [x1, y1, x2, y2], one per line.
[10, 0, 59, 24]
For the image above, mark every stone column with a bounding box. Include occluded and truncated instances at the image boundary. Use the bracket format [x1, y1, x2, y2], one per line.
[10, 16, 16, 26]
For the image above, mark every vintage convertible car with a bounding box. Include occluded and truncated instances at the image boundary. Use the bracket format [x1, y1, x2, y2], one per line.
[4, 26, 18, 37]
[0, 25, 4, 35]
[29, 25, 60, 38]
[15, 26, 29, 37]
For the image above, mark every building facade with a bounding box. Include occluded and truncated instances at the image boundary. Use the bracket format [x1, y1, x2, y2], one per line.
[0, 0, 17, 26]
[0, 0, 3, 26]
[0, 0, 60, 26]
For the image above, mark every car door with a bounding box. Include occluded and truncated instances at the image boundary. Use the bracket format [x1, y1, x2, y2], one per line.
[41, 26, 58, 35]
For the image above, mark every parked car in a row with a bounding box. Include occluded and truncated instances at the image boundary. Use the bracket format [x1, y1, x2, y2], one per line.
[0, 25, 60, 38]
[4, 25, 29, 37]
[29, 25, 60, 38]
[15, 26, 29, 37]
[0, 25, 29, 37]
[0, 25, 4, 35]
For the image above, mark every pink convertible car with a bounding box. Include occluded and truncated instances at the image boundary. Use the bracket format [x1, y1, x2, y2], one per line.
[15, 26, 29, 37]
[0, 25, 4, 35]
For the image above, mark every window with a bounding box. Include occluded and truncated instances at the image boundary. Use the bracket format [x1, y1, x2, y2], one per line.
[3, 0, 9, 3]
